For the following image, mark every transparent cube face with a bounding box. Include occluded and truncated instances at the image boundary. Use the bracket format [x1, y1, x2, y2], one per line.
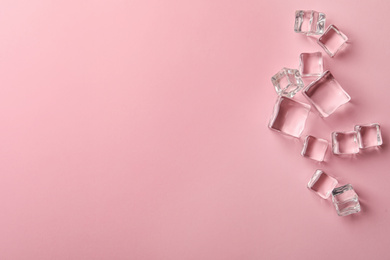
[332, 131, 359, 155]
[318, 25, 348, 57]
[303, 71, 350, 117]
[332, 184, 361, 216]
[271, 68, 304, 98]
[355, 123, 383, 149]
[294, 10, 326, 35]
[268, 97, 311, 138]
[307, 170, 338, 199]
[301, 135, 328, 162]
[299, 52, 323, 77]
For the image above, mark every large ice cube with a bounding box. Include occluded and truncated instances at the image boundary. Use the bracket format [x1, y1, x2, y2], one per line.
[268, 97, 311, 138]
[303, 71, 350, 117]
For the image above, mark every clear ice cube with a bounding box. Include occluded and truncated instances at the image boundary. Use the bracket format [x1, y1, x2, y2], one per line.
[271, 68, 304, 98]
[303, 71, 350, 117]
[299, 52, 323, 77]
[332, 131, 359, 155]
[307, 170, 338, 199]
[294, 10, 326, 35]
[332, 184, 361, 216]
[268, 97, 311, 138]
[318, 25, 348, 57]
[355, 123, 383, 149]
[301, 135, 328, 162]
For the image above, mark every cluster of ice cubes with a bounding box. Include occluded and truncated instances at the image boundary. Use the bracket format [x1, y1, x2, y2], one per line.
[308, 170, 360, 216]
[268, 10, 384, 217]
[332, 124, 383, 154]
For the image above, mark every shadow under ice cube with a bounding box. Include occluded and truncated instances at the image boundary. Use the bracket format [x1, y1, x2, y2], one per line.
[332, 184, 361, 216]
[268, 97, 310, 138]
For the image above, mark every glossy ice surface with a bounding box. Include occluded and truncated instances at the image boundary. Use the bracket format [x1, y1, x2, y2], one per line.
[332, 184, 361, 216]
[318, 25, 348, 57]
[308, 170, 338, 199]
[303, 71, 350, 117]
[301, 135, 328, 162]
[332, 131, 359, 155]
[268, 97, 310, 138]
[355, 123, 383, 149]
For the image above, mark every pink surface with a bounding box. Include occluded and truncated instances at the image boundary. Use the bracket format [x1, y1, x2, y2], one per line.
[0, 0, 389, 259]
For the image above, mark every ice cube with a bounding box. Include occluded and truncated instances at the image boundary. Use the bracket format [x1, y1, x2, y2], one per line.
[303, 71, 350, 117]
[318, 25, 348, 57]
[268, 97, 311, 138]
[332, 184, 361, 216]
[271, 68, 304, 98]
[301, 135, 328, 162]
[307, 170, 338, 199]
[294, 10, 326, 35]
[332, 131, 359, 155]
[299, 52, 323, 77]
[355, 123, 383, 149]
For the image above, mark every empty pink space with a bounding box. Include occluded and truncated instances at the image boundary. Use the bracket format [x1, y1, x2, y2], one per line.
[0, 0, 390, 260]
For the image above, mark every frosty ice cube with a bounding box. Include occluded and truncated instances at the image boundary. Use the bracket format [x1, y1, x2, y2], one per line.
[303, 71, 350, 117]
[301, 135, 328, 162]
[332, 184, 361, 216]
[332, 131, 359, 155]
[355, 123, 383, 149]
[318, 25, 348, 57]
[299, 52, 323, 77]
[294, 10, 326, 35]
[271, 68, 304, 98]
[307, 170, 338, 199]
[268, 97, 311, 138]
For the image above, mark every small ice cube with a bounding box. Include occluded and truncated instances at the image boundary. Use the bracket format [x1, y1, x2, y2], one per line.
[271, 68, 304, 98]
[318, 25, 348, 57]
[332, 131, 359, 155]
[301, 135, 328, 162]
[294, 10, 326, 35]
[332, 184, 361, 216]
[355, 123, 383, 149]
[307, 170, 338, 199]
[299, 52, 323, 77]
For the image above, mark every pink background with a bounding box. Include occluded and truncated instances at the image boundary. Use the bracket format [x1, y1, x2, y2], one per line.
[0, 0, 389, 259]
